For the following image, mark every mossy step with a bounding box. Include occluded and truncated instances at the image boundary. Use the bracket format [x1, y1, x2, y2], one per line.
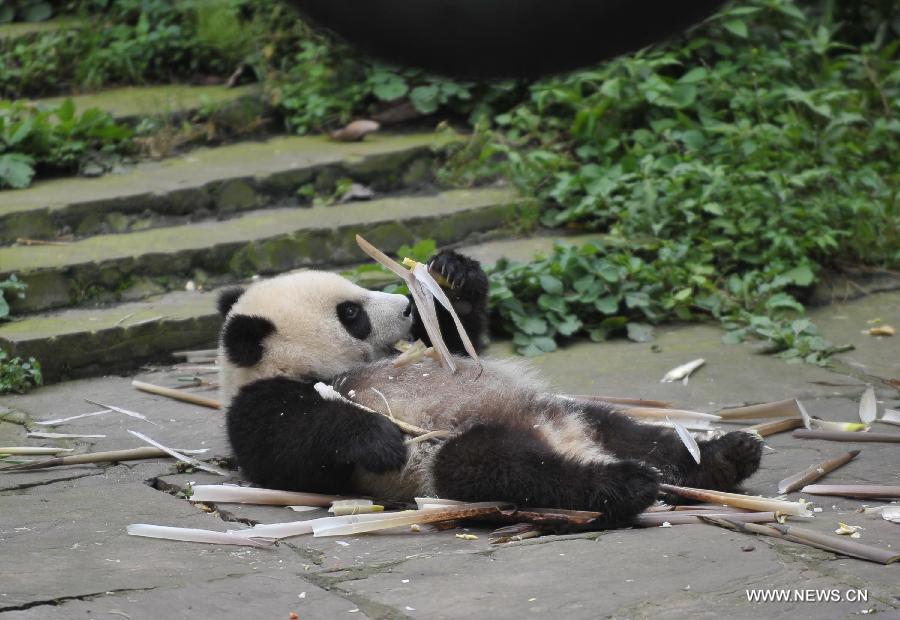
[0, 230, 551, 383]
[1, 187, 521, 313]
[31, 84, 261, 123]
[0, 18, 82, 41]
[0, 132, 447, 244]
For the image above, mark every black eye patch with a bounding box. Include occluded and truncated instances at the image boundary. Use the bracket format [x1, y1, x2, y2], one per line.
[223, 314, 276, 367]
[336, 301, 371, 341]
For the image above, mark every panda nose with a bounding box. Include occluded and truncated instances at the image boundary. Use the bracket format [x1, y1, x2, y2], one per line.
[403, 300, 412, 317]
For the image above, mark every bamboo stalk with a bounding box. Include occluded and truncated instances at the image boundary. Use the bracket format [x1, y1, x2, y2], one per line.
[172, 349, 219, 358]
[1, 446, 182, 471]
[777, 450, 860, 494]
[131, 380, 222, 409]
[634, 511, 777, 527]
[190, 485, 342, 506]
[800, 484, 900, 499]
[564, 395, 674, 409]
[793, 429, 900, 443]
[743, 417, 805, 437]
[0, 447, 73, 456]
[717, 399, 801, 420]
[659, 484, 813, 517]
[700, 517, 900, 565]
[620, 407, 721, 422]
[312, 502, 511, 537]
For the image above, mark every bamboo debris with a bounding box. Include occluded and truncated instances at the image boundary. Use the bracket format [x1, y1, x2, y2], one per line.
[700, 517, 900, 565]
[489, 523, 544, 544]
[0, 446, 73, 456]
[127, 430, 228, 476]
[808, 418, 868, 432]
[26, 432, 107, 439]
[392, 340, 430, 368]
[131, 380, 222, 409]
[877, 409, 900, 427]
[172, 349, 218, 359]
[717, 399, 802, 421]
[329, 499, 384, 516]
[659, 484, 813, 517]
[33, 409, 114, 426]
[621, 407, 721, 422]
[313, 503, 512, 537]
[189, 484, 342, 506]
[660, 358, 705, 384]
[743, 417, 805, 437]
[858, 385, 877, 426]
[0, 446, 207, 471]
[84, 399, 157, 425]
[778, 450, 860, 494]
[793, 429, 900, 443]
[313, 381, 434, 437]
[563, 395, 674, 408]
[670, 418, 701, 464]
[127, 524, 274, 548]
[634, 511, 777, 527]
[800, 485, 900, 499]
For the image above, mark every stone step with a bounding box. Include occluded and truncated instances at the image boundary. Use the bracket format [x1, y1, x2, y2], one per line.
[0, 226, 556, 383]
[30, 84, 261, 123]
[1, 187, 519, 313]
[0, 132, 447, 244]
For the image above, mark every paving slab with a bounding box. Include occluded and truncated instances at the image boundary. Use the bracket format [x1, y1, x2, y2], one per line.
[0, 187, 516, 313]
[1, 290, 898, 619]
[0, 131, 447, 243]
[31, 84, 261, 122]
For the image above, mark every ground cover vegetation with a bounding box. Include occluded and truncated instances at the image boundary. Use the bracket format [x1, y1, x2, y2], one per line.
[0, 0, 896, 383]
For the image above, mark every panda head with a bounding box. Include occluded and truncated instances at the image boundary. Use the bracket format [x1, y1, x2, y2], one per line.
[216, 271, 412, 402]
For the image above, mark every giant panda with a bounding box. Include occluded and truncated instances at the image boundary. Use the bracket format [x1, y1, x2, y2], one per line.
[218, 250, 762, 527]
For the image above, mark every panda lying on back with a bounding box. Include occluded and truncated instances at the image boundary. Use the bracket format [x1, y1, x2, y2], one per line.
[218, 251, 761, 527]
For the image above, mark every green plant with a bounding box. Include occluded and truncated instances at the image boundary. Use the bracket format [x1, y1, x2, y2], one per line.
[0, 0, 54, 24]
[0, 349, 42, 394]
[0, 274, 26, 320]
[0, 99, 132, 188]
[449, 0, 898, 364]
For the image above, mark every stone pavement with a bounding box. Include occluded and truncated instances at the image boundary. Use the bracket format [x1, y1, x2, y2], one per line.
[1, 292, 898, 620]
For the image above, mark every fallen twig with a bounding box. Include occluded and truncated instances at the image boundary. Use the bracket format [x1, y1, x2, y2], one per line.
[778, 450, 860, 494]
[700, 516, 899, 565]
[131, 380, 222, 409]
[800, 484, 900, 499]
[792, 429, 900, 443]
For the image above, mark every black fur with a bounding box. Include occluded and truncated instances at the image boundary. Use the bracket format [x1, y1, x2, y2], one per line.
[411, 250, 490, 353]
[432, 422, 661, 527]
[217, 287, 246, 317]
[579, 402, 763, 493]
[222, 315, 276, 367]
[227, 377, 407, 493]
[336, 301, 372, 341]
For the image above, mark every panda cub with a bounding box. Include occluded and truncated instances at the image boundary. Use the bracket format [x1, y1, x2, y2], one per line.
[218, 251, 761, 527]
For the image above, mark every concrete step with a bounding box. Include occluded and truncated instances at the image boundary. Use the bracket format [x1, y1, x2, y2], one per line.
[0, 132, 447, 244]
[0, 226, 556, 383]
[30, 84, 261, 123]
[1, 187, 519, 313]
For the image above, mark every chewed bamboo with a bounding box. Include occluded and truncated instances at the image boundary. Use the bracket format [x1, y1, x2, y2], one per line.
[189, 484, 342, 506]
[659, 484, 813, 517]
[127, 524, 274, 548]
[0, 446, 73, 455]
[800, 484, 900, 499]
[313, 502, 508, 537]
[635, 511, 777, 527]
[131, 380, 222, 409]
[0, 446, 199, 471]
[777, 450, 860, 494]
[793, 429, 900, 443]
[621, 407, 721, 422]
[127, 430, 228, 476]
[562, 394, 674, 408]
[717, 399, 801, 420]
[742, 417, 804, 437]
[858, 385, 877, 426]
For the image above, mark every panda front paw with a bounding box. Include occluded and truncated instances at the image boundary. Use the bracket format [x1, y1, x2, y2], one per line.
[347, 419, 408, 473]
[429, 250, 488, 305]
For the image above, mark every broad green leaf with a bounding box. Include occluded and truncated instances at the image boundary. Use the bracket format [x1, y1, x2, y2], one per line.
[626, 322, 655, 343]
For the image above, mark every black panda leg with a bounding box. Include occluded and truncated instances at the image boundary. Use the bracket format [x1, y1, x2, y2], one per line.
[410, 249, 489, 354]
[227, 377, 407, 494]
[579, 402, 762, 492]
[431, 423, 660, 527]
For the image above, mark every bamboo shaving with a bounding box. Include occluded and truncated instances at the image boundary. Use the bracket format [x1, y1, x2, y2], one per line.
[660, 358, 705, 384]
[669, 418, 701, 464]
[84, 399, 158, 426]
[33, 409, 114, 426]
[26, 432, 107, 439]
[858, 384, 877, 426]
[127, 524, 273, 547]
[127, 430, 228, 476]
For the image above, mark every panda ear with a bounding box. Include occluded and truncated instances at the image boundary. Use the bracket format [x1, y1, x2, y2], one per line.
[222, 314, 276, 367]
[217, 287, 246, 317]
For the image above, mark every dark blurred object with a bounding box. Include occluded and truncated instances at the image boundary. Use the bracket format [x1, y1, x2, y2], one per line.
[282, 0, 727, 78]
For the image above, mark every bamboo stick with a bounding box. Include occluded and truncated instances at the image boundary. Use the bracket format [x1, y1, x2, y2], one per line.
[800, 484, 900, 499]
[717, 399, 801, 420]
[659, 484, 813, 517]
[793, 429, 900, 443]
[634, 511, 777, 527]
[743, 417, 805, 437]
[700, 517, 900, 565]
[190, 485, 342, 506]
[132, 380, 222, 409]
[777, 450, 860, 494]
[312, 502, 511, 537]
[620, 407, 721, 422]
[1, 446, 183, 471]
[564, 395, 674, 409]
